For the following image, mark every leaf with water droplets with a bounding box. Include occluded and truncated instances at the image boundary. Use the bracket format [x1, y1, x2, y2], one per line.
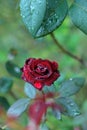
[69, 0, 87, 34]
[59, 77, 85, 97]
[36, 0, 68, 37]
[20, 0, 46, 37]
[57, 97, 80, 117]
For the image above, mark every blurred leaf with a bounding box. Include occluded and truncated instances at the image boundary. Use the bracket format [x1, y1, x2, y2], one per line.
[69, 0, 87, 34]
[0, 96, 10, 110]
[36, 0, 68, 37]
[52, 108, 62, 120]
[54, 73, 66, 87]
[7, 98, 30, 117]
[40, 124, 49, 130]
[0, 77, 13, 94]
[5, 61, 22, 78]
[24, 83, 36, 99]
[20, 0, 46, 36]
[43, 84, 56, 93]
[57, 97, 80, 117]
[59, 77, 85, 97]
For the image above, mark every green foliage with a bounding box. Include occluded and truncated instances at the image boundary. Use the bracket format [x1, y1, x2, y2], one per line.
[35, 0, 68, 37]
[0, 96, 10, 110]
[52, 108, 62, 120]
[24, 83, 36, 99]
[40, 124, 49, 130]
[20, 0, 87, 37]
[20, 0, 46, 37]
[20, 0, 68, 37]
[7, 98, 30, 117]
[0, 0, 87, 130]
[5, 61, 22, 79]
[57, 97, 80, 117]
[59, 77, 85, 97]
[69, 0, 87, 34]
[0, 77, 13, 94]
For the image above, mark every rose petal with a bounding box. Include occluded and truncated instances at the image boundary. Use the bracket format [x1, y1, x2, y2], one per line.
[21, 58, 60, 90]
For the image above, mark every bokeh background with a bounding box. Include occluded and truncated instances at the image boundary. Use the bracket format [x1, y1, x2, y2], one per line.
[0, 0, 87, 130]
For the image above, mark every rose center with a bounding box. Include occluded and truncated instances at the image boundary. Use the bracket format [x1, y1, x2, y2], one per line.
[35, 64, 49, 75]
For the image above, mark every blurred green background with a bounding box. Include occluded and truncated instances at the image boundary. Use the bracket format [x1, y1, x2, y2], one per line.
[0, 0, 87, 130]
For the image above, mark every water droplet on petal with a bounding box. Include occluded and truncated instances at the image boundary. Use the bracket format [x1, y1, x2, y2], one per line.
[34, 82, 42, 90]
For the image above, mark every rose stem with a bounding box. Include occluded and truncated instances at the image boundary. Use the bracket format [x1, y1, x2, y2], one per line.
[50, 32, 84, 65]
[9, 90, 18, 100]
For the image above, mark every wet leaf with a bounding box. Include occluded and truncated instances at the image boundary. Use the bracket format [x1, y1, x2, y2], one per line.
[36, 0, 68, 37]
[59, 77, 85, 97]
[6, 61, 22, 78]
[24, 83, 36, 99]
[7, 98, 30, 117]
[57, 97, 80, 117]
[0, 77, 13, 94]
[69, 0, 87, 34]
[20, 0, 46, 36]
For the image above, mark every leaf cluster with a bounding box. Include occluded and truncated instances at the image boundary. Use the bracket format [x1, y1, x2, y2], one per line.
[20, 0, 87, 38]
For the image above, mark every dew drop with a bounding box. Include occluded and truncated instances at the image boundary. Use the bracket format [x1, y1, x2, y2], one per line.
[30, 5, 35, 12]
[36, 11, 39, 15]
[73, 110, 80, 116]
[70, 78, 73, 81]
[38, 0, 42, 4]
[14, 67, 20, 73]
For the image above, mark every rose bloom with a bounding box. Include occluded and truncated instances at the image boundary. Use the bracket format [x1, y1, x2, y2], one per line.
[21, 58, 60, 90]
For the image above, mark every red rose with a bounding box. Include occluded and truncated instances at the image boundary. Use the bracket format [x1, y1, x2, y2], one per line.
[21, 58, 60, 90]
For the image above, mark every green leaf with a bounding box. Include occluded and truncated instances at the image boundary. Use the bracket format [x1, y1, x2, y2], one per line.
[57, 97, 80, 117]
[7, 98, 30, 117]
[40, 124, 49, 130]
[0, 77, 13, 94]
[52, 108, 62, 120]
[69, 0, 87, 34]
[54, 73, 65, 87]
[24, 83, 36, 99]
[36, 0, 68, 37]
[43, 84, 56, 93]
[5, 61, 22, 78]
[59, 77, 85, 97]
[20, 0, 46, 36]
[0, 96, 10, 110]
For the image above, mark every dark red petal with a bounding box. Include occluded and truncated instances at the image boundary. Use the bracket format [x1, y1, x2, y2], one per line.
[45, 72, 60, 86]
[52, 61, 58, 71]
[44, 72, 60, 86]
[20, 67, 23, 72]
[25, 58, 35, 65]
